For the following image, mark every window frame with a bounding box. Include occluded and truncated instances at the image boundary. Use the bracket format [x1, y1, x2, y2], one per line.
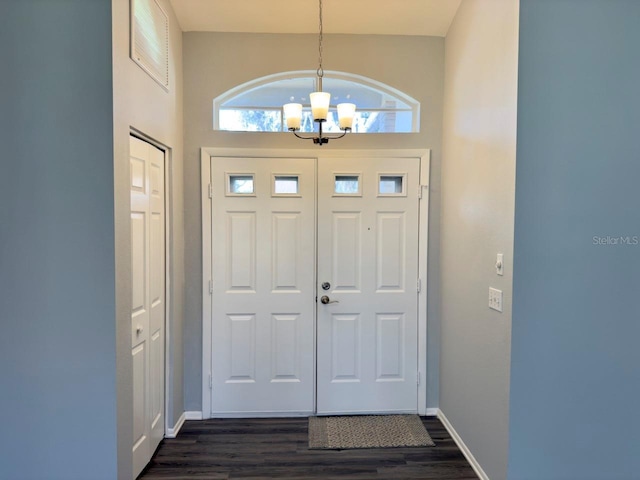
[271, 174, 302, 197]
[333, 173, 363, 197]
[225, 173, 256, 197]
[213, 71, 420, 133]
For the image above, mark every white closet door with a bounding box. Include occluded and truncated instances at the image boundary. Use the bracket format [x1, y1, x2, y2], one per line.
[210, 157, 316, 415]
[130, 136, 165, 478]
[316, 157, 420, 414]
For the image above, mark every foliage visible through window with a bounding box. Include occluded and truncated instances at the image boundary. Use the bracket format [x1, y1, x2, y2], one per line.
[214, 72, 420, 134]
[228, 175, 254, 195]
[379, 176, 404, 194]
[220, 110, 281, 132]
[335, 175, 360, 195]
[274, 176, 299, 195]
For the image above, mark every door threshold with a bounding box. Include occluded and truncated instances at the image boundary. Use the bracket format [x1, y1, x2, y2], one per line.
[210, 411, 314, 418]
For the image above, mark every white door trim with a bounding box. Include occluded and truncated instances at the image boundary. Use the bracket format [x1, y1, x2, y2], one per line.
[417, 152, 430, 414]
[201, 148, 430, 418]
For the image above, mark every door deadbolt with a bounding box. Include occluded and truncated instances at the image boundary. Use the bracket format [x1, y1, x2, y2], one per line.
[321, 282, 331, 290]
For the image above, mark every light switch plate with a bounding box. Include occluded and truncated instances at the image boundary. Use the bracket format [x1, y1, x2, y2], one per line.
[489, 287, 503, 312]
[496, 253, 504, 276]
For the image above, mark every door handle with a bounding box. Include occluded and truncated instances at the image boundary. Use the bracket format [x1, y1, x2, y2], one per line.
[136, 325, 143, 335]
[320, 295, 339, 305]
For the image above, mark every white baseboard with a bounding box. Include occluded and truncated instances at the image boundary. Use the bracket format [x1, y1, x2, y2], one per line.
[425, 408, 438, 416]
[437, 409, 490, 480]
[184, 411, 203, 420]
[165, 412, 186, 439]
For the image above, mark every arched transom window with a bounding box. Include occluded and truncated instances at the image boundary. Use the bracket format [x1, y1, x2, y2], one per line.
[214, 71, 420, 133]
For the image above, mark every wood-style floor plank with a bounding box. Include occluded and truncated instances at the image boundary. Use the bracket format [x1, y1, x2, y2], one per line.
[139, 416, 478, 480]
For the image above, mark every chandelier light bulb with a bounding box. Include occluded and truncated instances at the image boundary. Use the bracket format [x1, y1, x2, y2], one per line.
[337, 103, 356, 130]
[310, 92, 331, 121]
[283, 103, 303, 130]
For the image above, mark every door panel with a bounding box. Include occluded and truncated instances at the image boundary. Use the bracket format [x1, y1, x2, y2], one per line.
[376, 213, 405, 290]
[227, 213, 256, 290]
[228, 314, 256, 381]
[211, 157, 315, 415]
[130, 212, 147, 344]
[316, 157, 420, 414]
[130, 138, 150, 477]
[332, 213, 361, 291]
[271, 314, 300, 380]
[331, 314, 361, 381]
[272, 214, 301, 290]
[132, 343, 146, 476]
[130, 136, 165, 478]
[148, 144, 165, 448]
[376, 313, 405, 380]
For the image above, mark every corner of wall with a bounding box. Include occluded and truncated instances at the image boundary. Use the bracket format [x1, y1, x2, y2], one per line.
[439, 1, 519, 478]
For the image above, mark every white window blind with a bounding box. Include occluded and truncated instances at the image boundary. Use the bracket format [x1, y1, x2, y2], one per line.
[131, 0, 169, 90]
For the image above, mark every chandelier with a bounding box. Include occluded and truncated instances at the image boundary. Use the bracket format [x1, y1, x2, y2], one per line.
[283, 0, 356, 146]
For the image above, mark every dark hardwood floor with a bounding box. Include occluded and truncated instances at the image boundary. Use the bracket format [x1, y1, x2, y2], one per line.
[139, 416, 478, 479]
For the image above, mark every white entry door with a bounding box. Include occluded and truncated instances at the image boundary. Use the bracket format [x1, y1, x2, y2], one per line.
[208, 154, 420, 416]
[130, 136, 165, 478]
[210, 157, 316, 415]
[316, 157, 420, 414]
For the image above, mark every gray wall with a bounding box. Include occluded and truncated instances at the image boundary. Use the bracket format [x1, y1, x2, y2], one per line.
[439, 1, 519, 479]
[112, 0, 185, 476]
[183, 32, 445, 412]
[0, 1, 117, 478]
[509, 1, 640, 478]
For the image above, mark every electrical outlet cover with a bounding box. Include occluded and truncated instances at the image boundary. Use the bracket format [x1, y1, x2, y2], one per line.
[489, 287, 503, 312]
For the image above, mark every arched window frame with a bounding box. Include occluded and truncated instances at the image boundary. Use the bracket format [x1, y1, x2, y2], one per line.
[213, 70, 420, 133]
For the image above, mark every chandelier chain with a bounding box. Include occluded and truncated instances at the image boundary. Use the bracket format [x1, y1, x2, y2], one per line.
[284, 0, 354, 145]
[317, 0, 324, 78]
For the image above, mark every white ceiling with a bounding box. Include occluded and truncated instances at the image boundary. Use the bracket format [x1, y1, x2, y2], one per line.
[169, 0, 462, 37]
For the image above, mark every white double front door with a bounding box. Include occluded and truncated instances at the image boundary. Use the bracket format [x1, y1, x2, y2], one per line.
[210, 155, 420, 415]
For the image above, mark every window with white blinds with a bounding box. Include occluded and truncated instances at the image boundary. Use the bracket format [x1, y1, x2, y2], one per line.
[131, 0, 169, 90]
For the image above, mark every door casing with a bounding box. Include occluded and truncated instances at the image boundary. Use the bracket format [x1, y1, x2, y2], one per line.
[201, 148, 430, 418]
